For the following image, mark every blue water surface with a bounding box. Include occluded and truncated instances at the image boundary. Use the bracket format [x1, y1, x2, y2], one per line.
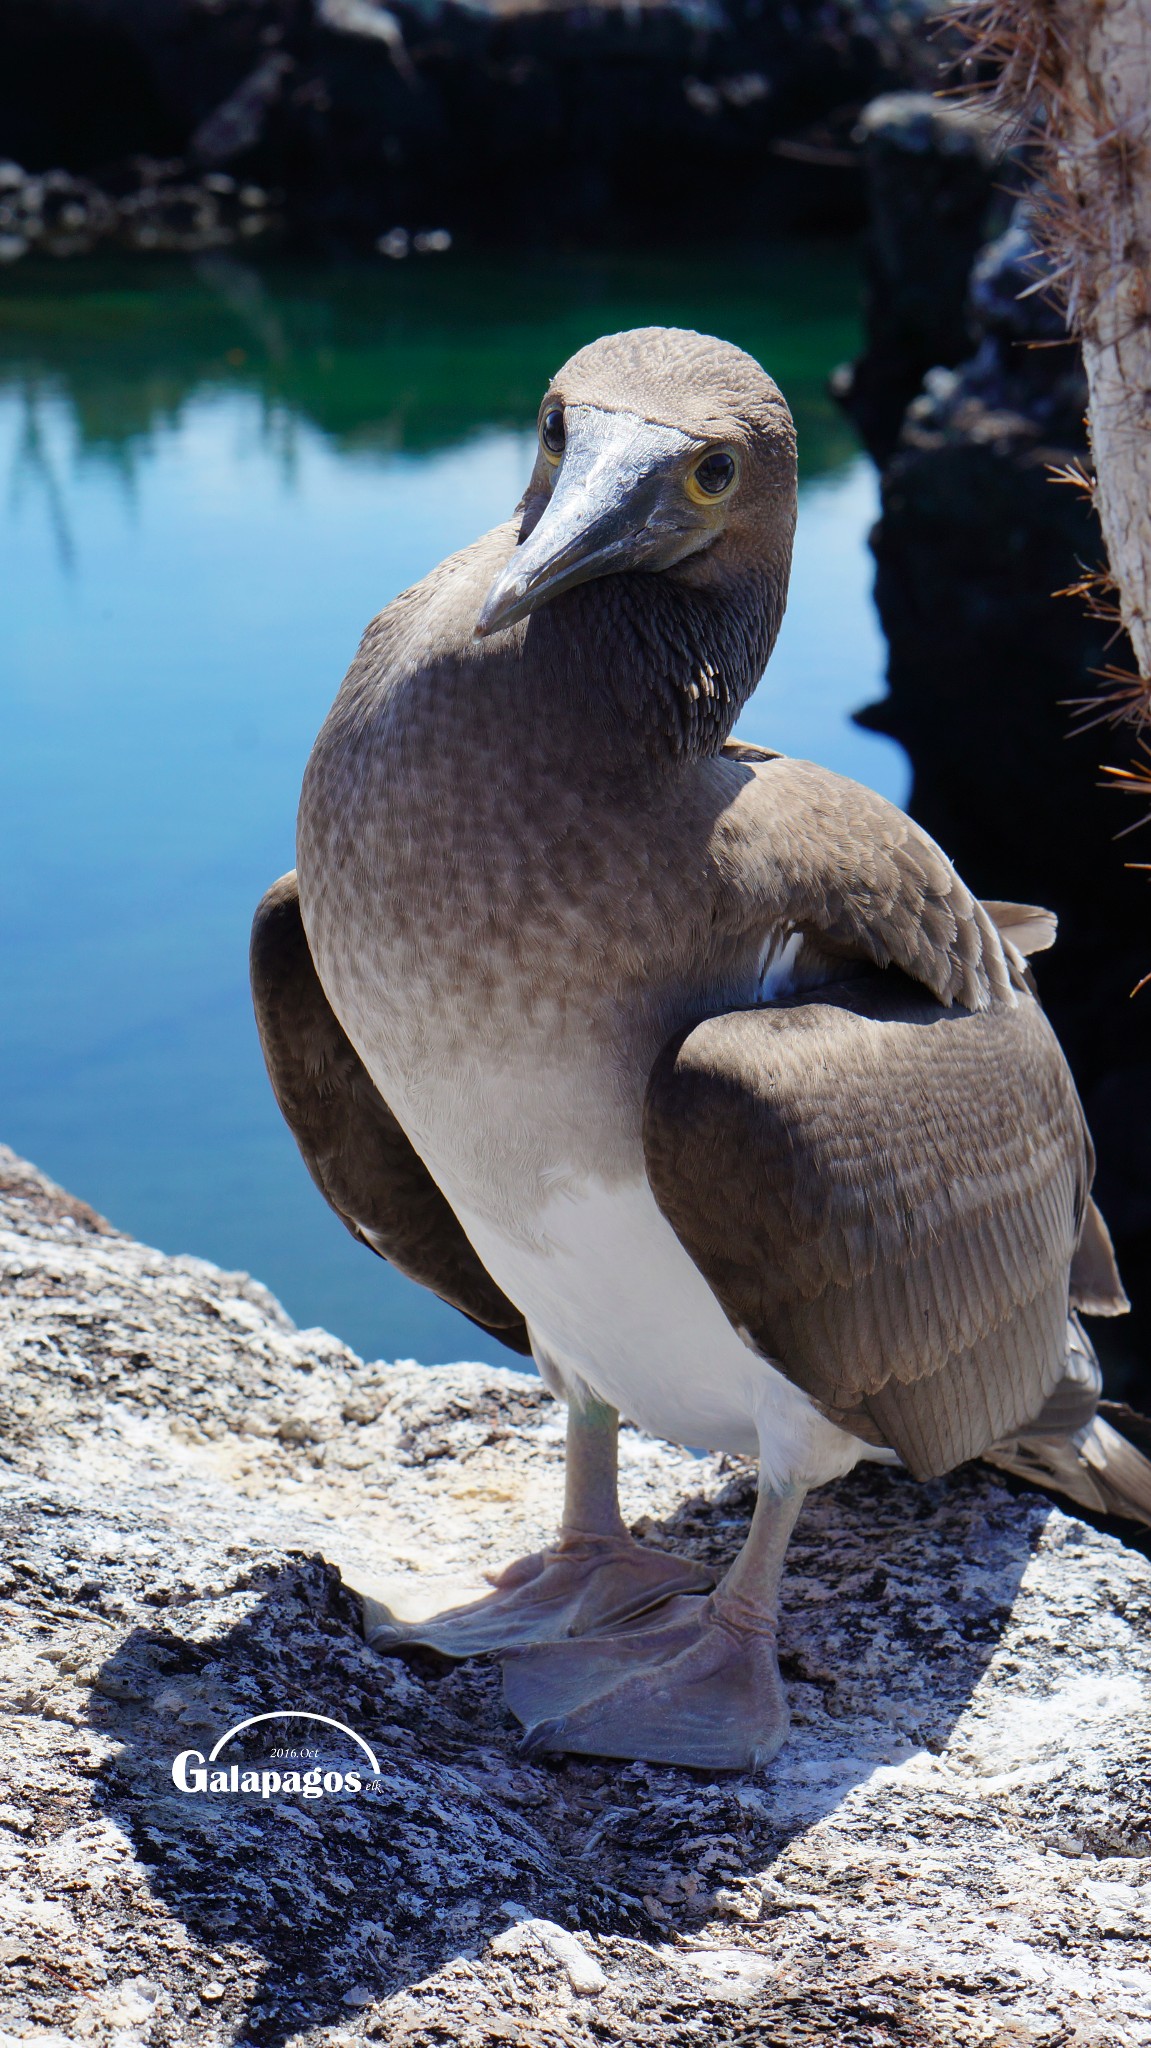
[0, 248, 906, 1365]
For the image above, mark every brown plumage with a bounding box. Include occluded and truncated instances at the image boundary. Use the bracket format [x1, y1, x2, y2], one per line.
[252, 325, 1148, 1771]
[643, 965, 1121, 1479]
[251, 872, 530, 1354]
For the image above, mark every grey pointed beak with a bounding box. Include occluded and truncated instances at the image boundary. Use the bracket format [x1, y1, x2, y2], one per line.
[475, 408, 701, 638]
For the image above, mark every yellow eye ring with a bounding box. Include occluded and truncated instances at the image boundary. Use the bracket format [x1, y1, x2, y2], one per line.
[686, 448, 738, 505]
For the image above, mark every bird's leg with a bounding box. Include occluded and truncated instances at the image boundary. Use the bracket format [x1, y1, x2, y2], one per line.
[487, 1388, 715, 1614]
[363, 1383, 714, 1661]
[502, 1477, 804, 1771]
[565, 1389, 630, 1542]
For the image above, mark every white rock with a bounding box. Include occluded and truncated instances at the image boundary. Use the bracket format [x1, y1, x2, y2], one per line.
[663, 1944, 775, 1999]
[490, 1916, 607, 1993]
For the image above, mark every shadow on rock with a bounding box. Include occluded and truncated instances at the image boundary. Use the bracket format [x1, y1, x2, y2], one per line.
[89, 1460, 1045, 2044]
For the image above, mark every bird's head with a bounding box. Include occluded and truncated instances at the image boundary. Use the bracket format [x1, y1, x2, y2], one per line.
[474, 328, 797, 755]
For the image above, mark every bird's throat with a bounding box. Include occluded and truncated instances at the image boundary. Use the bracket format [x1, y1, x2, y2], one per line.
[532, 564, 784, 763]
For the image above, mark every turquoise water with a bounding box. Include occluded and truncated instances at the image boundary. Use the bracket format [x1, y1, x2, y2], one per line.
[0, 248, 906, 1367]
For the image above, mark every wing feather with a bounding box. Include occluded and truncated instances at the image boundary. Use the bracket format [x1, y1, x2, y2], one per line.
[712, 757, 1016, 1010]
[250, 873, 531, 1354]
[643, 971, 1097, 1478]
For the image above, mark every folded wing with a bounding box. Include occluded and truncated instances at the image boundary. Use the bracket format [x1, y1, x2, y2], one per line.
[251, 873, 531, 1355]
[643, 970, 1123, 1478]
[712, 754, 1016, 1011]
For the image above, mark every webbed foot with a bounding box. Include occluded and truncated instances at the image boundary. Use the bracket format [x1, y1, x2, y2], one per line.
[363, 1536, 715, 1659]
[501, 1592, 789, 1771]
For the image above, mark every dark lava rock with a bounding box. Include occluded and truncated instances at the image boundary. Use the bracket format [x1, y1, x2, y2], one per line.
[0, 162, 117, 261]
[834, 89, 1022, 461]
[859, 205, 1151, 1400]
[0, 156, 282, 260]
[0, 0, 940, 245]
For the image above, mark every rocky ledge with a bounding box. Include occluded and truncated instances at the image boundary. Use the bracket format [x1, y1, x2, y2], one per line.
[0, 161, 283, 265]
[2, 1141, 1151, 2046]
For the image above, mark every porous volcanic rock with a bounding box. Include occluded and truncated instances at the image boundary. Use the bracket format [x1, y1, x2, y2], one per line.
[2, 1141, 1150, 2046]
[0, 159, 281, 262]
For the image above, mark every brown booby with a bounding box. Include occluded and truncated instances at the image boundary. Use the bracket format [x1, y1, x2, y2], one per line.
[252, 327, 1147, 1771]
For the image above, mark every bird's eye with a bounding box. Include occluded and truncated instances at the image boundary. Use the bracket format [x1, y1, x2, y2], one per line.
[688, 449, 738, 501]
[540, 406, 566, 461]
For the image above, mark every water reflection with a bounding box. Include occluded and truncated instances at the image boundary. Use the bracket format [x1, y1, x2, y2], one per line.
[0, 245, 905, 1366]
[0, 248, 868, 470]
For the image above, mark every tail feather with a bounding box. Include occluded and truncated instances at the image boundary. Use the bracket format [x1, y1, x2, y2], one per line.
[1071, 1198, 1129, 1316]
[1099, 1399, 1151, 1459]
[982, 1313, 1151, 1526]
[984, 1409, 1151, 1527]
[980, 899, 1058, 956]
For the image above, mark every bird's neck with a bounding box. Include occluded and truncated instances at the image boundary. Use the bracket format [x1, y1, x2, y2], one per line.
[529, 562, 785, 766]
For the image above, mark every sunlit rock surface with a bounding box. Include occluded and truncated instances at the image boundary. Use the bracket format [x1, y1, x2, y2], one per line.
[2, 1141, 1150, 2046]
